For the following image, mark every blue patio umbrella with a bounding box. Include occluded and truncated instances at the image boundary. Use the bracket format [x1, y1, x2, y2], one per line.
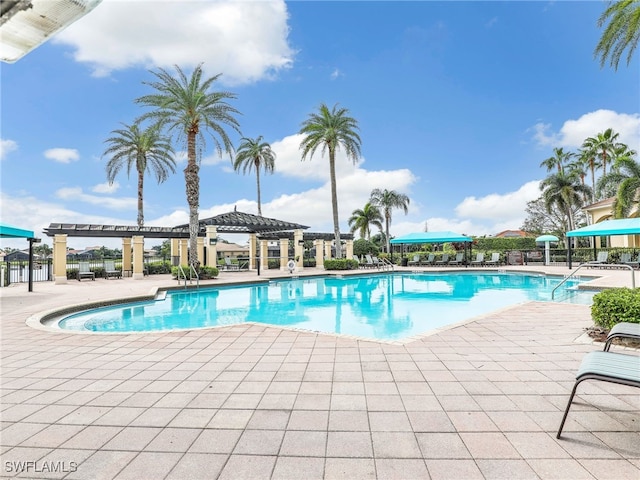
[535, 234, 559, 266]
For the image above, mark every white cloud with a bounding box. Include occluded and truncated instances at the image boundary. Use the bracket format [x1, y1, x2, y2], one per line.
[330, 68, 342, 80]
[55, 187, 136, 210]
[0, 139, 18, 160]
[92, 181, 120, 194]
[44, 148, 80, 164]
[532, 109, 640, 152]
[54, 0, 294, 85]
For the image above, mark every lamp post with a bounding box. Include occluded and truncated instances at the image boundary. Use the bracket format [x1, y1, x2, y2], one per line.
[28, 237, 41, 292]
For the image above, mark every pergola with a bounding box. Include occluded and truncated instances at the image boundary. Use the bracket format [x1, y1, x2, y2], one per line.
[43, 211, 353, 281]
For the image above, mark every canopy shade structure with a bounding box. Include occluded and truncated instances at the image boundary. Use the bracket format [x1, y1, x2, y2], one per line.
[390, 231, 472, 244]
[0, 223, 35, 239]
[566, 218, 640, 237]
[535, 234, 559, 242]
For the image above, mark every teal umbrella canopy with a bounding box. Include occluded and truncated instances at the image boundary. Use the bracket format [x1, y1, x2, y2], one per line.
[566, 218, 640, 237]
[535, 234, 559, 242]
[0, 223, 35, 239]
[390, 231, 472, 244]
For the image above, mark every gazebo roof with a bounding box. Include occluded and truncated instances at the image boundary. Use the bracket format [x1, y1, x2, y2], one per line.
[44, 211, 310, 238]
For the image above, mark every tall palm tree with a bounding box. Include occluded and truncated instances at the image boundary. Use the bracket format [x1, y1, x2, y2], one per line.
[348, 202, 383, 240]
[136, 64, 241, 265]
[594, 0, 640, 70]
[576, 147, 600, 202]
[103, 122, 176, 227]
[299, 103, 362, 258]
[567, 156, 590, 203]
[540, 172, 592, 232]
[597, 149, 640, 217]
[583, 128, 620, 177]
[370, 188, 410, 257]
[233, 136, 276, 216]
[540, 147, 572, 174]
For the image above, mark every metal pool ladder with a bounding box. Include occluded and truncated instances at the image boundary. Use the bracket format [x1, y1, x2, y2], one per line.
[552, 263, 635, 300]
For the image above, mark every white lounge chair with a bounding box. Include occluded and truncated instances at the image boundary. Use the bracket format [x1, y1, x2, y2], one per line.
[604, 322, 640, 351]
[470, 253, 485, 266]
[434, 254, 449, 266]
[586, 251, 609, 267]
[448, 253, 464, 265]
[78, 262, 95, 281]
[103, 260, 122, 279]
[484, 252, 501, 266]
[408, 254, 421, 266]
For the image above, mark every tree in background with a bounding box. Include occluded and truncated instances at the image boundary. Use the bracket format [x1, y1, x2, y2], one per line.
[370, 188, 410, 257]
[540, 147, 572, 174]
[348, 202, 383, 240]
[233, 136, 276, 216]
[299, 103, 362, 258]
[594, 0, 640, 70]
[597, 150, 640, 217]
[582, 128, 620, 178]
[539, 172, 592, 232]
[136, 64, 241, 265]
[104, 122, 176, 227]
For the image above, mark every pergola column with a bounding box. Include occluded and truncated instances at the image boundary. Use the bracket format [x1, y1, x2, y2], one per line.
[53, 234, 67, 284]
[170, 238, 180, 265]
[279, 238, 289, 270]
[205, 226, 218, 267]
[249, 233, 257, 270]
[132, 235, 145, 280]
[345, 239, 354, 259]
[179, 239, 188, 266]
[324, 241, 332, 260]
[260, 240, 269, 270]
[294, 229, 304, 270]
[314, 239, 324, 269]
[122, 238, 132, 275]
[197, 238, 205, 266]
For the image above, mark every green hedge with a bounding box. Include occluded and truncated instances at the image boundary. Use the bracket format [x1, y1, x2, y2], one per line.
[474, 237, 537, 250]
[591, 288, 640, 329]
[324, 259, 359, 270]
[171, 265, 219, 279]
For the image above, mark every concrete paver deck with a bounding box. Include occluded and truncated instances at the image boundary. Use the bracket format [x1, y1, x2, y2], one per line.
[1, 265, 638, 479]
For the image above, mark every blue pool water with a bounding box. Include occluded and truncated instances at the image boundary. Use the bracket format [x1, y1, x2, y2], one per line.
[56, 272, 594, 340]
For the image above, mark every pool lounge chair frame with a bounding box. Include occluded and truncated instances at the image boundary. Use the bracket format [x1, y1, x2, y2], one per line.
[77, 261, 95, 281]
[448, 253, 464, 265]
[421, 253, 436, 266]
[586, 251, 609, 268]
[484, 252, 501, 266]
[470, 253, 485, 266]
[434, 254, 449, 266]
[103, 260, 122, 279]
[557, 351, 640, 438]
[604, 322, 640, 351]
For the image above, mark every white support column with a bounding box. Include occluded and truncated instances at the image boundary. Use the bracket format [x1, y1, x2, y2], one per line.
[249, 234, 257, 270]
[260, 240, 269, 270]
[132, 235, 145, 280]
[279, 238, 289, 271]
[170, 238, 180, 266]
[197, 237, 205, 266]
[345, 239, 354, 259]
[122, 238, 132, 275]
[53, 234, 68, 284]
[314, 239, 324, 270]
[294, 229, 304, 270]
[205, 226, 218, 267]
[324, 241, 332, 260]
[179, 239, 188, 266]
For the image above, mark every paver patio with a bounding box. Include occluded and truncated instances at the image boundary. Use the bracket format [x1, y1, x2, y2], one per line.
[1, 266, 638, 479]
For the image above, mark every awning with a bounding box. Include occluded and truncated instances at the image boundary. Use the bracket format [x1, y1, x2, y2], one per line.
[566, 218, 640, 237]
[0, 223, 35, 239]
[390, 231, 472, 244]
[535, 234, 559, 242]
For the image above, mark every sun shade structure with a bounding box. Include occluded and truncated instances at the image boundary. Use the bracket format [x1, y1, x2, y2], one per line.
[0, 223, 35, 239]
[536, 234, 559, 266]
[1, 0, 103, 63]
[390, 231, 472, 244]
[535, 234, 560, 242]
[566, 218, 640, 237]
[174, 211, 309, 234]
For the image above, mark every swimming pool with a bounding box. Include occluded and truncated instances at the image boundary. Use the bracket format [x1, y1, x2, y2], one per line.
[55, 272, 594, 340]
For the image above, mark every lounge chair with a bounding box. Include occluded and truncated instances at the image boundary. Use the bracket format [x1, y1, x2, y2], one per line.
[586, 251, 609, 267]
[622, 252, 640, 269]
[556, 351, 640, 438]
[363, 254, 377, 268]
[484, 252, 501, 266]
[604, 322, 640, 351]
[434, 254, 449, 266]
[470, 253, 485, 266]
[103, 260, 122, 279]
[421, 253, 436, 266]
[77, 261, 95, 281]
[408, 254, 421, 266]
[223, 256, 239, 271]
[448, 253, 464, 265]
[372, 256, 386, 268]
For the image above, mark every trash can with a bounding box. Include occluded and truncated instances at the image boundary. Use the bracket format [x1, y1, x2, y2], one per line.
[401, 257, 409, 267]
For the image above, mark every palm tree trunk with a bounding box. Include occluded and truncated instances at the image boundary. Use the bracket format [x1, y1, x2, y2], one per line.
[590, 160, 596, 202]
[186, 130, 200, 266]
[385, 214, 390, 258]
[137, 169, 144, 228]
[329, 150, 342, 258]
[256, 165, 262, 216]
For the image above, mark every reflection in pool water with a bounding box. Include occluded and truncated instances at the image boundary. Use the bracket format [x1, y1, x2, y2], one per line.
[57, 272, 592, 340]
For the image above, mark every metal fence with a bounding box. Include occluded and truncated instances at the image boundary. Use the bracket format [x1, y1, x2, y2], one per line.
[2, 259, 53, 286]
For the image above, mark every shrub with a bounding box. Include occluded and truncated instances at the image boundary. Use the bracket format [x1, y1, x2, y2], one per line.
[591, 288, 640, 329]
[147, 261, 172, 274]
[324, 259, 359, 270]
[199, 265, 219, 279]
[268, 260, 280, 269]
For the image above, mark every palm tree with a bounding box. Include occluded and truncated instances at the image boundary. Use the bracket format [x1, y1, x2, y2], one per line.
[369, 188, 410, 257]
[540, 172, 592, 232]
[348, 202, 383, 240]
[597, 149, 640, 217]
[540, 147, 572, 174]
[299, 103, 362, 258]
[594, 0, 640, 70]
[583, 128, 620, 177]
[103, 122, 176, 227]
[136, 64, 241, 265]
[233, 136, 276, 216]
[576, 147, 600, 202]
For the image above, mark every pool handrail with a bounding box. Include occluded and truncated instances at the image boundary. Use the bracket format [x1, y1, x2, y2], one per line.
[552, 263, 635, 300]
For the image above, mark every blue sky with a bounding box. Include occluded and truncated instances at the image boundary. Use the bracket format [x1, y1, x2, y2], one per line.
[1, 0, 639, 250]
